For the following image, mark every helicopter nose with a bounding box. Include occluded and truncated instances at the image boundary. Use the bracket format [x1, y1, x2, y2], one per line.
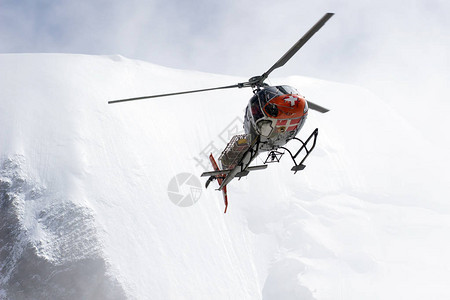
[267, 95, 307, 119]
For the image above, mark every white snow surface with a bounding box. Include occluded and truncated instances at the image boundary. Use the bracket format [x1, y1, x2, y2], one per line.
[1, 53, 449, 299]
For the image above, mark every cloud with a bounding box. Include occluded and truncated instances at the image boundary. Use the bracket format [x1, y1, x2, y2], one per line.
[1, 0, 449, 147]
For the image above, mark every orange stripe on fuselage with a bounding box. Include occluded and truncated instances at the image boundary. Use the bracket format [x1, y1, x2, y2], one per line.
[264, 94, 307, 119]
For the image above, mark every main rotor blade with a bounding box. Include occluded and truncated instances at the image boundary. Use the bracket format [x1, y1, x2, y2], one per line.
[260, 12, 334, 82]
[108, 84, 244, 104]
[307, 100, 329, 113]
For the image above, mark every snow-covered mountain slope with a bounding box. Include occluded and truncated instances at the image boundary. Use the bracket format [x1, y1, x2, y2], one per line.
[1, 53, 449, 300]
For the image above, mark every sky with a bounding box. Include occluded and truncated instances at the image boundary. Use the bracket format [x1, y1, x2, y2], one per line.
[1, 0, 449, 148]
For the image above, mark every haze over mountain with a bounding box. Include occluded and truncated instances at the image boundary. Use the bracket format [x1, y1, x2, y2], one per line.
[1, 54, 449, 299]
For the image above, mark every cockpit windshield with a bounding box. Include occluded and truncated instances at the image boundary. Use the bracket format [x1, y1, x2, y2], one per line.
[249, 93, 264, 122]
[277, 85, 299, 95]
[257, 85, 299, 107]
[249, 85, 300, 123]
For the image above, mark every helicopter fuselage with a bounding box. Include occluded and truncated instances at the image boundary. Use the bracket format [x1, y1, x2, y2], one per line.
[209, 84, 311, 192]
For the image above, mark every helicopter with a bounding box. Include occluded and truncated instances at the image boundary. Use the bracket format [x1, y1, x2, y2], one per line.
[109, 13, 334, 213]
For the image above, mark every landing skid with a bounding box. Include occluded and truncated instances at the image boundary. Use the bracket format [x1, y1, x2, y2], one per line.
[265, 128, 319, 174]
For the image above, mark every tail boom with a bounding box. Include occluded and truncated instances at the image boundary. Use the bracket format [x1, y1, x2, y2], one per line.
[208, 154, 228, 213]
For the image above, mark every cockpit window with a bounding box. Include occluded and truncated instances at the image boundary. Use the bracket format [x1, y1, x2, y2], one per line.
[257, 87, 278, 107]
[260, 87, 278, 103]
[249, 94, 264, 122]
[257, 85, 299, 107]
[277, 85, 299, 95]
[249, 85, 300, 122]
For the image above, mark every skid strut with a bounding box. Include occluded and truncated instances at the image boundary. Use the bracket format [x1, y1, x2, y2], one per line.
[265, 128, 319, 173]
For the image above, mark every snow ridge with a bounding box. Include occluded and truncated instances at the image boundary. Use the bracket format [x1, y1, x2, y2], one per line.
[0, 155, 125, 300]
[1, 53, 449, 299]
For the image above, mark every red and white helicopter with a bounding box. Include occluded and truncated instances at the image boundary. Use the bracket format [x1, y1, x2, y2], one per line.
[109, 13, 334, 213]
